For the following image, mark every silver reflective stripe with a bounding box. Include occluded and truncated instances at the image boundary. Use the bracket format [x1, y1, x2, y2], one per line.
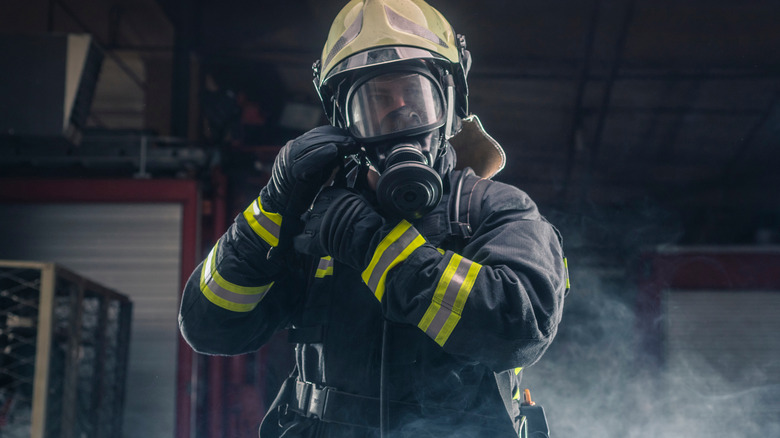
[242, 199, 282, 247]
[417, 254, 482, 346]
[365, 225, 420, 292]
[200, 243, 272, 312]
[423, 258, 473, 338]
[253, 202, 281, 241]
[315, 256, 334, 278]
[361, 220, 426, 301]
[203, 274, 267, 306]
[324, 9, 364, 69]
[385, 5, 448, 48]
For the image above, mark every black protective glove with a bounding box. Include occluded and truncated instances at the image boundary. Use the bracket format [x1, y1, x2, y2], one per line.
[260, 125, 358, 215]
[293, 187, 389, 271]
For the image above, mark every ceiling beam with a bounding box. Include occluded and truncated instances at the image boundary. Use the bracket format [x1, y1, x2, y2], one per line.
[719, 93, 780, 183]
[54, 0, 147, 90]
[562, 0, 601, 198]
[584, 0, 637, 202]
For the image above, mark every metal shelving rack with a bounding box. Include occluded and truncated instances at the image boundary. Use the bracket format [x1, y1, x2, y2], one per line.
[0, 260, 132, 438]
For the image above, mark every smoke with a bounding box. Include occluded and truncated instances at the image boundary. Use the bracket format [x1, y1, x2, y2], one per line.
[520, 203, 780, 437]
[523, 282, 780, 436]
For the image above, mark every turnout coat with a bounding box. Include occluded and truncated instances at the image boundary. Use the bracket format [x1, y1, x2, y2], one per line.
[179, 158, 568, 437]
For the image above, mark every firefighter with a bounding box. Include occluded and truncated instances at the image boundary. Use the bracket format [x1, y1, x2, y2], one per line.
[179, 0, 568, 436]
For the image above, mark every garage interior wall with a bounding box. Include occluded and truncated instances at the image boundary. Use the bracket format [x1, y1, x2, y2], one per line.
[665, 288, 780, 391]
[0, 202, 181, 438]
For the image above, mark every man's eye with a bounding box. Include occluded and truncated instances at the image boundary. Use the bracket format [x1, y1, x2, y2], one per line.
[369, 94, 392, 106]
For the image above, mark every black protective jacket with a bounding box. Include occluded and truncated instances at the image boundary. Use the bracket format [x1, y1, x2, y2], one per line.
[179, 156, 568, 437]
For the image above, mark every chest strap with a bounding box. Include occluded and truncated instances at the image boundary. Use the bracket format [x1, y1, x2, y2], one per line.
[287, 379, 379, 429]
[284, 379, 513, 433]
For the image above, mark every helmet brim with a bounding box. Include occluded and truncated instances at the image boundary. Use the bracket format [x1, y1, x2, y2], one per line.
[322, 47, 447, 87]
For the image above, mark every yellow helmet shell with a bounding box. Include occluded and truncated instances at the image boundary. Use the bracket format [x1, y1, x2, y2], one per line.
[319, 0, 460, 85]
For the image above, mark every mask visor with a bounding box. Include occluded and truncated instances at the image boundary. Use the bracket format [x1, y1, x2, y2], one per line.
[347, 71, 444, 140]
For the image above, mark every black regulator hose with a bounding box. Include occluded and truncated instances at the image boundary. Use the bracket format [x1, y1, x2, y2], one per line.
[380, 319, 390, 438]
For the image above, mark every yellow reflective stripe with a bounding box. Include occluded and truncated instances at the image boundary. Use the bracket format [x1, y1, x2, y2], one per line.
[564, 257, 570, 290]
[515, 367, 523, 375]
[242, 199, 282, 247]
[418, 255, 461, 331]
[362, 221, 412, 284]
[417, 254, 482, 346]
[199, 242, 273, 312]
[361, 220, 425, 302]
[315, 256, 334, 278]
[435, 261, 481, 345]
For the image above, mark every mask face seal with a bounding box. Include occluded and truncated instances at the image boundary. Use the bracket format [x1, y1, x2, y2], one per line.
[341, 65, 451, 221]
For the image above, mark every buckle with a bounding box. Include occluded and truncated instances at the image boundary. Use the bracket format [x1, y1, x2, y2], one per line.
[294, 380, 312, 413]
[307, 385, 330, 419]
[293, 380, 331, 420]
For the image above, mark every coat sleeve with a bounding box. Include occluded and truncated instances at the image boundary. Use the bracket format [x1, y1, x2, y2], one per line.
[379, 180, 567, 372]
[178, 193, 304, 355]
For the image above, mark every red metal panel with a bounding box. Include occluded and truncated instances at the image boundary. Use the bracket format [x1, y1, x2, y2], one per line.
[0, 177, 200, 438]
[207, 169, 228, 438]
[208, 356, 224, 437]
[642, 249, 780, 291]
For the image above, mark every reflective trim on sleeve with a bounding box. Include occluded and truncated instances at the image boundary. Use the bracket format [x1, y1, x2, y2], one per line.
[315, 256, 334, 278]
[417, 253, 482, 346]
[242, 198, 282, 247]
[199, 242, 273, 312]
[361, 220, 426, 302]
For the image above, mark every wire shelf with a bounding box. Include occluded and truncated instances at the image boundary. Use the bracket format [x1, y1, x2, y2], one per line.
[0, 261, 132, 438]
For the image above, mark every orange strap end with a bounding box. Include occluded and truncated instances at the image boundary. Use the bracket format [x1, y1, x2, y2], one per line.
[522, 388, 536, 406]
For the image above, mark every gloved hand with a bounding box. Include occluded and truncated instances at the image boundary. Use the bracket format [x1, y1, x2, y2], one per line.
[293, 187, 386, 271]
[260, 125, 358, 215]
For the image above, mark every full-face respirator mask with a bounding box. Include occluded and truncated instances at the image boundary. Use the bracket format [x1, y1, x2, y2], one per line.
[338, 64, 456, 220]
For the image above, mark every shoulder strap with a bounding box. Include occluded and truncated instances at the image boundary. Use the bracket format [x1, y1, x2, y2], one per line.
[449, 169, 489, 242]
[465, 177, 488, 232]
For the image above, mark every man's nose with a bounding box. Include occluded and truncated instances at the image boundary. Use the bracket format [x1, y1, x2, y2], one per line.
[390, 93, 406, 109]
[380, 105, 422, 133]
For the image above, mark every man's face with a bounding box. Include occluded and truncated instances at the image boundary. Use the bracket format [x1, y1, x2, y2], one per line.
[362, 74, 409, 124]
[347, 71, 444, 141]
